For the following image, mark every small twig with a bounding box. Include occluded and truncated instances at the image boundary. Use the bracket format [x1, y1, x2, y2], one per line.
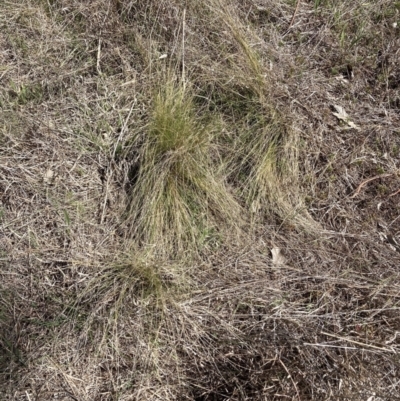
[96, 37, 102, 75]
[112, 101, 136, 158]
[389, 188, 400, 197]
[303, 343, 358, 350]
[279, 358, 301, 401]
[99, 101, 136, 225]
[284, 0, 301, 35]
[182, 8, 186, 88]
[349, 173, 393, 199]
[100, 171, 112, 225]
[321, 331, 394, 353]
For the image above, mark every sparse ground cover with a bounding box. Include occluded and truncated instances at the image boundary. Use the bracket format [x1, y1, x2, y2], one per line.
[1, 0, 400, 399]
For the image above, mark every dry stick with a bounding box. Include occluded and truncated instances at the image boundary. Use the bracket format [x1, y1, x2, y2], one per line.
[112, 101, 136, 159]
[321, 331, 394, 353]
[97, 37, 102, 75]
[284, 0, 301, 35]
[279, 359, 301, 401]
[100, 170, 112, 225]
[349, 173, 393, 199]
[389, 188, 400, 197]
[182, 8, 186, 89]
[100, 102, 136, 224]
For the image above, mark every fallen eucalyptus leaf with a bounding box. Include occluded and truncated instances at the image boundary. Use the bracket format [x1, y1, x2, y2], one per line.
[346, 120, 361, 130]
[332, 104, 349, 121]
[43, 169, 55, 185]
[332, 105, 360, 130]
[271, 247, 286, 265]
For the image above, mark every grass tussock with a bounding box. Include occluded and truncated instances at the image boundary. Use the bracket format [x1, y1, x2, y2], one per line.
[1, 0, 400, 399]
[127, 77, 242, 255]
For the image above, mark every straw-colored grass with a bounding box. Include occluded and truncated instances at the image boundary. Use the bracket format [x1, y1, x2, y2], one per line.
[1, 0, 400, 399]
[126, 78, 242, 256]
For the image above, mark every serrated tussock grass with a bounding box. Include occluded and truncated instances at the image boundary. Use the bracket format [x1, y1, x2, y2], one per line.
[78, 252, 187, 319]
[199, 1, 314, 229]
[127, 78, 242, 256]
[237, 107, 314, 228]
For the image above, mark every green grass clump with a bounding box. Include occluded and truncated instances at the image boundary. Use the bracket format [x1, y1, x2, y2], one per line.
[127, 78, 241, 256]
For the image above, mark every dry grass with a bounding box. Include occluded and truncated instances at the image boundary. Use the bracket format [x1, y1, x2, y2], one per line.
[125, 76, 242, 256]
[1, 0, 400, 400]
